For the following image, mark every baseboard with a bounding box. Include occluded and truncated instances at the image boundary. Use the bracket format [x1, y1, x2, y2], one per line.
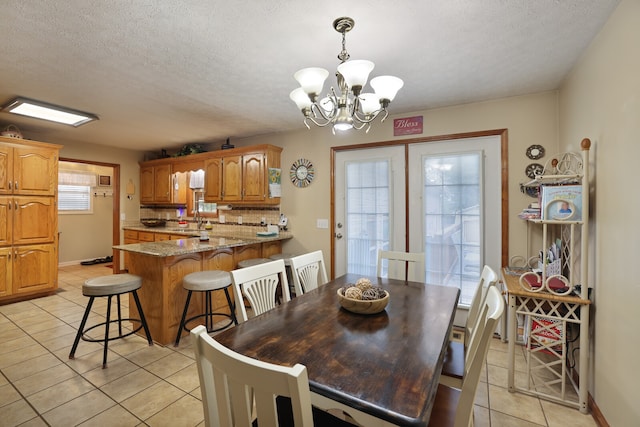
[589, 393, 609, 427]
[570, 366, 609, 426]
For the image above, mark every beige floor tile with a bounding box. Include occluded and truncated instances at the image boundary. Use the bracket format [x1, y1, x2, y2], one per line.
[0, 383, 22, 408]
[109, 334, 156, 357]
[0, 343, 49, 369]
[125, 342, 175, 367]
[488, 384, 547, 425]
[473, 405, 491, 427]
[28, 375, 96, 413]
[0, 335, 39, 355]
[540, 400, 597, 427]
[13, 363, 78, 397]
[82, 356, 139, 387]
[3, 352, 65, 383]
[32, 329, 79, 353]
[145, 394, 205, 427]
[42, 389, 116, 426]
[15, 416, 49, 427]
[491, 409, 547, 426]
[487, 363, 533, 389]
[165, 363, 201, 393]
[0, 324, 28, 342]
[77, 404, 142, 426]
[474, 379, 489, 407]
[101, 369, 161, 402]
[144, 352, 195, 379]
[121, 381, 186, 420]
[65, 347, 122, 374]
[0, 399, 39, 426]
[487, 346, 529, 372]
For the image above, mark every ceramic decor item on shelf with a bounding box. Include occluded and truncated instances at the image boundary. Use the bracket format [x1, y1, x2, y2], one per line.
[1, 124, 23, 138]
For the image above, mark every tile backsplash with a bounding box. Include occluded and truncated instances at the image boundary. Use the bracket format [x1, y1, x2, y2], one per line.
[139, 205, 281, 228]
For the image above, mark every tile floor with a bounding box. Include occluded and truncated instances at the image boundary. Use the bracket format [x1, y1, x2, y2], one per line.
[0, 264, 599, 427]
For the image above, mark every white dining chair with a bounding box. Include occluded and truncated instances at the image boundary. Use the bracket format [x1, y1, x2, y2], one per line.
[230, 259, 290, 322]
[440, 264, 498, 388]
[191, 325, 357, 427]
[428, 286, 505, 427]
[288, 250, 328, 296]
[191, 324, 313, 426]
[376, 250, 426, 282]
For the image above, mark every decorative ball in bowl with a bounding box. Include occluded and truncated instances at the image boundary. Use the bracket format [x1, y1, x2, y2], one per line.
[337, 278, 389, 314]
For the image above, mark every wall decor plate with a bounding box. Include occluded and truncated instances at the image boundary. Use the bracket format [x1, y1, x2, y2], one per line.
[290, 158, 314, 187]
[525, 163, 544, 179]
[526, 144, 545, 160]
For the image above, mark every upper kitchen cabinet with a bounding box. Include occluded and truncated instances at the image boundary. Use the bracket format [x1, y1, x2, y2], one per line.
[140, 163, 187, 205]
[0, 139, 58, 196]
[140, 144, 282, 206]
[204, 145, 282, 205]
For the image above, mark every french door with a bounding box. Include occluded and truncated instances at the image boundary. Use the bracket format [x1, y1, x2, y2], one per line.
[333, 135, 502, 307]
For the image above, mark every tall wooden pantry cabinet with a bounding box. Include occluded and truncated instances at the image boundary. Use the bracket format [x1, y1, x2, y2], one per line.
[0, 136, 61, 303]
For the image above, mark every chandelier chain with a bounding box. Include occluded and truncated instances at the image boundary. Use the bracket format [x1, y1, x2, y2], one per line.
[338, 30, 350, 63]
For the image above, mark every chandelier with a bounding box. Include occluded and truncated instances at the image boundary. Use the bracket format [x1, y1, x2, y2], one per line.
[289, 17, 404, 133]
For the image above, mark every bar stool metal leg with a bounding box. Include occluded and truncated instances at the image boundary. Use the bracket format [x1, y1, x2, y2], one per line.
[131, 290, 153, 345]
[103, 295, 112, 368]
[175, 290, 194, 347]
[223, 288, 239, 326]
[69, 297, 95, 360]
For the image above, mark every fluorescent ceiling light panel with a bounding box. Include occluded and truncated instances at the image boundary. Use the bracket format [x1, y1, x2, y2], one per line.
[1, 97, 98, 127]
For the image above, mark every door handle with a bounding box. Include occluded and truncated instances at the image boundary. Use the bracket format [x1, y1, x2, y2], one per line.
[335, 233, 343, 239]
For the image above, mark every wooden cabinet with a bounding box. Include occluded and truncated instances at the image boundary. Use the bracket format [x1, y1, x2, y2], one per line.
[12, 244, 57, 296]
[0, 144, 58, 196]
[0, 136, 61, 303]
[141, 144, 282, 206]
[203, 157, 222, 201]
[0, 247, 10, 297]
[140, 164, 188, 205]
[203, 145, 282, 204]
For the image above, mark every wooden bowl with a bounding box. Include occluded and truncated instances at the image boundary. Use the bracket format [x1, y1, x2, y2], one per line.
[337, 288, 389, 314]
[140, 219, 166, 227]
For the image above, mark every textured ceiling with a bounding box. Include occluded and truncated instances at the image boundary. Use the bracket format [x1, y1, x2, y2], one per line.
[0, 1, 619, 152]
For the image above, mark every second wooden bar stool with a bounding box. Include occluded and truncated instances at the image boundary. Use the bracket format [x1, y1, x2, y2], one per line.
[174, 270, 238, 347]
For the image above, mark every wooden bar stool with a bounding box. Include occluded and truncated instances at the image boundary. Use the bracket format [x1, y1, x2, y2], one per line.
[174, 270, 238, 347]
[69, 273, 153, 369]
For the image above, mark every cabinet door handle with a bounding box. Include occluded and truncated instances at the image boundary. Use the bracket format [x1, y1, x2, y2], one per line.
[15, 201, 18, 209]
[14, 181, 18, 190]
[8, 181, 11, 190]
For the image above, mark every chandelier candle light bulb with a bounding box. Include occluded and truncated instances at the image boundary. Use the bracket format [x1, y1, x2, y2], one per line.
[290, 17, 403, 133]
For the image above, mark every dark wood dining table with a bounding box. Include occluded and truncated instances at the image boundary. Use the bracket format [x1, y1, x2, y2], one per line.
[214, 273, 460, 426]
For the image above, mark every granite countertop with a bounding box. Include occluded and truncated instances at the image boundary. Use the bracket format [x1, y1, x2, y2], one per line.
[116, 225, 292, 257]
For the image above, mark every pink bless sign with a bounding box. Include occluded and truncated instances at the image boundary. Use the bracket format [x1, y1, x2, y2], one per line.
[393, 116, 423, 136]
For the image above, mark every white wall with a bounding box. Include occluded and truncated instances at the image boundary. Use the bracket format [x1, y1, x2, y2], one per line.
[559, 0, 639, 424]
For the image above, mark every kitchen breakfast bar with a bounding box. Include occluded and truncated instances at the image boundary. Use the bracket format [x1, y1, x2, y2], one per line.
[113, 230, 291, 345]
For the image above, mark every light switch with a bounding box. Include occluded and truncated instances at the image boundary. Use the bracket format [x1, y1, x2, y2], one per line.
[317, 219, 329, 229]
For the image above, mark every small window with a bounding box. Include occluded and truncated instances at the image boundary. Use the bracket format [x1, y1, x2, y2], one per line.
[58, 185, 93, 213]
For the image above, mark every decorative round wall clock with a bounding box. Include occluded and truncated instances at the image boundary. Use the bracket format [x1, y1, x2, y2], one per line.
[290, 158, 315, 187]
[526, 144, 545, 160]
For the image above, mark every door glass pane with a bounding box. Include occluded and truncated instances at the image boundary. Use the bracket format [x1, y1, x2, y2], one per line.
[423, 153, 482, 305]
[346, 159, 390, 276]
